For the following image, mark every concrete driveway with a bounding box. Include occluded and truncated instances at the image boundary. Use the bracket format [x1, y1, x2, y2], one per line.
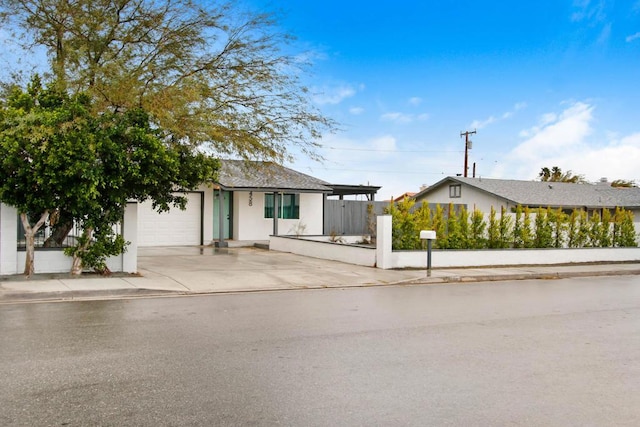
[137, 246, 426, 293]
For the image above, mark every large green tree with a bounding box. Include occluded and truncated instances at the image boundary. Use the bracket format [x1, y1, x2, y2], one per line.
[0, 0, 334, 163]
[0, 76, 78, 276]
[0, 77, 218, 276]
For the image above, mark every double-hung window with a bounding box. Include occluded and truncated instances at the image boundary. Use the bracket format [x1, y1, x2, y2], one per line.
[264, 193, 300, 219]
[449, 184, 462, 198]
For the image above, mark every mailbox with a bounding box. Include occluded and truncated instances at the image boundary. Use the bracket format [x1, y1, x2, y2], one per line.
[420, 230, 436, 240]
[419, 230, 436, 276]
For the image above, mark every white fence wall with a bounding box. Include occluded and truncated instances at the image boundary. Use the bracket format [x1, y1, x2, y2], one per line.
[270, 215, 640, 269]
[269, 235, 376, 267]
[0, 202, 138, 275]
[390, 247, 640, 269]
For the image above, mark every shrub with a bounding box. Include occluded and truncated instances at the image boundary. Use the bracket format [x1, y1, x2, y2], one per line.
[499, 206, 513, 248]
[534, 207, 553, 248]
[385, 200, 636, 250]
[469, 208, 486, 249]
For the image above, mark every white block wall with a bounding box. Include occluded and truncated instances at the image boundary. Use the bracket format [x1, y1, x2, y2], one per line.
[270, 235, 376, 267]
[271, 215, 640, 270]
[0, 204, 18, 275]
[1, 202, 138, 275]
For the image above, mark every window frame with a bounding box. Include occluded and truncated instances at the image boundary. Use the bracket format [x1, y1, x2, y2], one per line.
[264, 193, 300, 219]
[449, 184, 462, 198]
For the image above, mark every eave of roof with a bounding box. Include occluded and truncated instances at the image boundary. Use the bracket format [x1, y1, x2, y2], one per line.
[414, 176, 640, 209]
[216, 160, 333, 193]
[328, 184, 381, 197]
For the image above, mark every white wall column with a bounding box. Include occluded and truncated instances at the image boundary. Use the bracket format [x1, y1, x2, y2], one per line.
[122, 202, 138, 273]
[376, 215, 392, 269]
[0, 203, 18, 275]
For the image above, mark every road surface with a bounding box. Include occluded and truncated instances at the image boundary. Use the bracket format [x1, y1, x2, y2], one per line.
[1, 276, 639, 426]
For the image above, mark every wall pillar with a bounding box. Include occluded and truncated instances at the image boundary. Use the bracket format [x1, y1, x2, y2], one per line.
[122, 202, 138, 273]
[376, 215, 392, 269]
[0, 203, 18, 275]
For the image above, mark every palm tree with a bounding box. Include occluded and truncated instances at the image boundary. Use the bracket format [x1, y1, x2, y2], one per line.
[610, 179, 637, 188]
[538, 166, 585, 183]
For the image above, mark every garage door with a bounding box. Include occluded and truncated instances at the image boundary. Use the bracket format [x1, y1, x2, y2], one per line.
[138, 192, 203, 246]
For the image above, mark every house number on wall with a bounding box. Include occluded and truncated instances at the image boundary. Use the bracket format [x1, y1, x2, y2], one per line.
[249, 191, 253, 206]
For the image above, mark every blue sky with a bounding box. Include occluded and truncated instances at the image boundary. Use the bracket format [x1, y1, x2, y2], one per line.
[2, 1, 639, 200]
[247, 0, 640, 199]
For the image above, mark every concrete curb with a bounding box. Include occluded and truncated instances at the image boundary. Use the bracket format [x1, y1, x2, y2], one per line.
[0, 288, 183, 304]
[2, 268, 640, 303]
[404, 268, 640, 285]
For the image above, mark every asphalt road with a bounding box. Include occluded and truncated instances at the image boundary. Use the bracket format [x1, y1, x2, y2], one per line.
[1, 277, 639, 426]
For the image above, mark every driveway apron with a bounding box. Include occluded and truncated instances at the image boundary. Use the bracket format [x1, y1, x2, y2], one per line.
[136, 246, 425, 293]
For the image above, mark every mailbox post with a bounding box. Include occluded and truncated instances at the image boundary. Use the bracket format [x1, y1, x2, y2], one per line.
[420, 230, 437, 276]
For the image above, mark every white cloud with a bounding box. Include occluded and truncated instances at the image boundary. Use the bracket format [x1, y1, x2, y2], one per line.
[571, 0, 607, 22]
[519, 112, 558, 138]
[293, 49, 328, 65]
[408, 97, 422, 106]
[319, 134, 398, 162]
[490, 101, 640, 183]
[381, 112, 413, 124]
[380, 111, 429, 124]
[511, 102, 594, 161]
[371, 135, 398, 151]
[312, 84, 356, 105]
[626, 32, 640, 42]
[471, 102, 526, 130]
[597, 22, 612, 44]
[471, 116, 497, 129]
[349, 106, 364, 115]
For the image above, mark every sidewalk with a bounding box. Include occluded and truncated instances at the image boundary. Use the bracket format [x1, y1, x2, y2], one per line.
[2, 246, 640, 303]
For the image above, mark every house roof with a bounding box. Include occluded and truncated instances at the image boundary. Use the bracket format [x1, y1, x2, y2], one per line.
[415, 176, 640, 209]
[327, 184, 381, 199]
[394, 192, 416, 202]
[216, 160, 333, 193]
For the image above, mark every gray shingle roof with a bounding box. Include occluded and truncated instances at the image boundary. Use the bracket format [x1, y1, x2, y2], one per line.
[420, 177, 640, 208]
[216, 160, 332, 192]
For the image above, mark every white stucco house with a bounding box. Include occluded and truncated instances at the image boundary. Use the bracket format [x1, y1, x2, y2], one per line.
[137, 160, 348, 247]
[413, 176, 640, 229]
[1, 160, 379, 274]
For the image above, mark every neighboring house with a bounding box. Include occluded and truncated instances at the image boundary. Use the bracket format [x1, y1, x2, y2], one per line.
[138, 160, 379, 247]
[393, 192, 416, 202]
[413, 176, 640, 228]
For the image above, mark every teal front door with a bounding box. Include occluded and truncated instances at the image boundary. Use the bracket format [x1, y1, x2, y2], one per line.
[213, 190, 231, 239]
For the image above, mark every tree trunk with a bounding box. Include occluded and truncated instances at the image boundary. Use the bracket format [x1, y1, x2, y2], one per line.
[20, 211, 49, 278]
[71, 227, 93, 276]
[70, 254, 83, 276]
[43, 219, 73, 247]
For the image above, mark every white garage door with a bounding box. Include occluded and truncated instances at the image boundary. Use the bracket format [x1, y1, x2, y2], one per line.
[138, 193, 203, 246]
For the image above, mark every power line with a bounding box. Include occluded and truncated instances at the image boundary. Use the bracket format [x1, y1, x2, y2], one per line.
[324, 146, 464, 153]
[308, 167, 459, 175]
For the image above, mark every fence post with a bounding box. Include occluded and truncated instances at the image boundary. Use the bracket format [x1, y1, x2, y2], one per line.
[376, 215, 392, 269]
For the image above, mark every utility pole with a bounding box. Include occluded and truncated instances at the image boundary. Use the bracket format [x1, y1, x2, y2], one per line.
[460, 129, 476, 177]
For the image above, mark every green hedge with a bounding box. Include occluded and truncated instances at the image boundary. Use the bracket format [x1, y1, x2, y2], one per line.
[385, 199, 637, 250]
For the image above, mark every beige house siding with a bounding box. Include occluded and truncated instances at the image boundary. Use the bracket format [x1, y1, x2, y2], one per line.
[414, 182, 511, 214]
[415, 179, 640, 242]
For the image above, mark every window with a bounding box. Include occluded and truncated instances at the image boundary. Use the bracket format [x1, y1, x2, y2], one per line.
[265, 193, 300, 219]
[449, 184, 461, 198]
